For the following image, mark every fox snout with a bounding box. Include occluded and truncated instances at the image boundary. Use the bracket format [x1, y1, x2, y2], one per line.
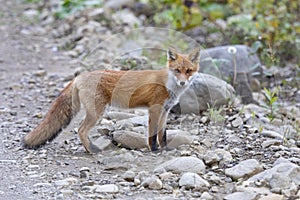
[177, 80, 187, 86]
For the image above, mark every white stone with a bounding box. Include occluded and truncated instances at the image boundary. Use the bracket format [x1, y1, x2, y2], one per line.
[112, 130, 147, 149]
[179, 172, 209, 189]
[94, 184, 119, 193]
[225, 159, 262, 180]
[154, 156, 206, 174]
[54, 178, 77, 187]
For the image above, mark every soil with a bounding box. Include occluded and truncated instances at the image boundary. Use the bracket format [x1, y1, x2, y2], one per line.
[0, 1, 299, 200]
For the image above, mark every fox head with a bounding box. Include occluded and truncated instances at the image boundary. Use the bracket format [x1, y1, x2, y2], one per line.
[167, 47, 200, 87]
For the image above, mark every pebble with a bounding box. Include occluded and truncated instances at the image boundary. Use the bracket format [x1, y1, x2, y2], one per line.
[261, 130, 283, 139]
[141, 175, 163, 190]
[200, 192, 214, 200]
[122, 170, 136, 182]
[231, 116, 243, 128]
[94, 184, 119, 193]
[224, 191, 258, 200]
[54, 178, 78, 187]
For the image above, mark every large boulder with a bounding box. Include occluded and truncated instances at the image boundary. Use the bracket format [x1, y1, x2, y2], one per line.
[199, 45, 262, 104]
[172, 73, 235, 114]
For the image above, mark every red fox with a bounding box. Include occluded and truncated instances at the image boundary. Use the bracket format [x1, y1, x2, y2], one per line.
[23, 47, 200, 153]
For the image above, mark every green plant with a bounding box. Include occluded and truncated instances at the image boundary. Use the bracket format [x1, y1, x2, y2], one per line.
[227, 0, 300, 65]
[151, 0, 203, 30]
[203, 104, 225, 125]
[55, 0, 102, 19]
[262, 87, 279, 121]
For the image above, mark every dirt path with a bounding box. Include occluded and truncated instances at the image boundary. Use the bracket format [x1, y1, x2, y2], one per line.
[0, 1, 73, 198]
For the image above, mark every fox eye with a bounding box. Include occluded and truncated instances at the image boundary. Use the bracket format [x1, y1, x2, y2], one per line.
[175, 69, 181, 73]
[186, 69, 192, 74]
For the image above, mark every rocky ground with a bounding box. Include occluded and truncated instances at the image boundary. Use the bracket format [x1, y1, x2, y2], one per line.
[0, 0, 299, 200]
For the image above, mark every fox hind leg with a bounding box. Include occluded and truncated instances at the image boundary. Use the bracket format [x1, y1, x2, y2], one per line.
[78, 96, 107, 153]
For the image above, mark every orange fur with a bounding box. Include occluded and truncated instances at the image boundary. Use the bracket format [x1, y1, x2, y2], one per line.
[23, 47, 200, 153]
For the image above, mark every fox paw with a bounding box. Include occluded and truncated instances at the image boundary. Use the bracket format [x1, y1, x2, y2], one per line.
[88, 143, 101, 154]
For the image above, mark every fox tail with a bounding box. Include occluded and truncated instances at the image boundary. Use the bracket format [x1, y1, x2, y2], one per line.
[23, 80, 80, 149]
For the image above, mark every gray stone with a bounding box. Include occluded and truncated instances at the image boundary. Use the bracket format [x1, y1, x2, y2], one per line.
[203, 149, 233, 165]
[154, 156, 206, 174]
[179, 172, 209, 189]
[122, 170, 136, 182]
[106, 111, 138, 120]
[246, 159, 300, 192]
[94, 184, 119, 193]
[199, 45, 261, 104]
[224, 191, 258, 200]
[112, 130, 147, 149]
[225, 159, 262, 180]
[166, 130, 194, 148]
[104, 0, 134, 10]
[93, 136, 114, 151]
[200, 192, 214, 200]
[231, 117, 243, 128]
[54, 178, 78, 187]
[117, 115, 148, 127]
[141, 175, 163, 190]
[173, 73, 235, 114]
[261, 139, 282, 148]
[259, 194, 284, 200]
[261, 130, 283, 139]
[269, 173, 291, 190]
[112, 9, 141, 27]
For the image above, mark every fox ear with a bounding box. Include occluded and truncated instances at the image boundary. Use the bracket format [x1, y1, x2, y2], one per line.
[189, 47, 200, 63]
[167, 47, 177, 61]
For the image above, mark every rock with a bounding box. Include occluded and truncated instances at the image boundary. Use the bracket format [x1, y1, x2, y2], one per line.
[112, 130, 147, 149]
[172, 73, 235, 114]
[269, 173, 291, 190]
[112, 9, 141, 27]
[166, 130, 194, 148]
[87, 8, 105, 20]
[261, 130, 283, 139]
[244, 104, 269, 117]
[23, 9, 39, 19]
[179, 172, 209, 189]
[117, 115, 148, 127]
[158, 172, 175, 180]
[154, 156, 206, 174]
[141, 175, 163, 190]
[104, 0, 134, 10]
[261, 139, 282, 148]
[199, 45, 262, 104]
[92, 136, 114, 151]
[200, 192, 214, 200]
[148, 178, 163, 190]
[246, 159, 300, 195]
[122, 170, 135, 182]
[106, 111, 138, 120]
[203, 149, 233, 165]
[225, 159, 262, 180]
[224, 191, 258, 200]
[33, 70, 47, 77]
[258, 194, 284, 200]
[100, 152, 135, 170]
[231, 116, 243, 128]
[54, 178, 78, 187]
[94, 184, 119, 193]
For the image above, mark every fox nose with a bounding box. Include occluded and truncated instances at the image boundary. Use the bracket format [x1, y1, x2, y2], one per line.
[180, 81, 185, 86]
